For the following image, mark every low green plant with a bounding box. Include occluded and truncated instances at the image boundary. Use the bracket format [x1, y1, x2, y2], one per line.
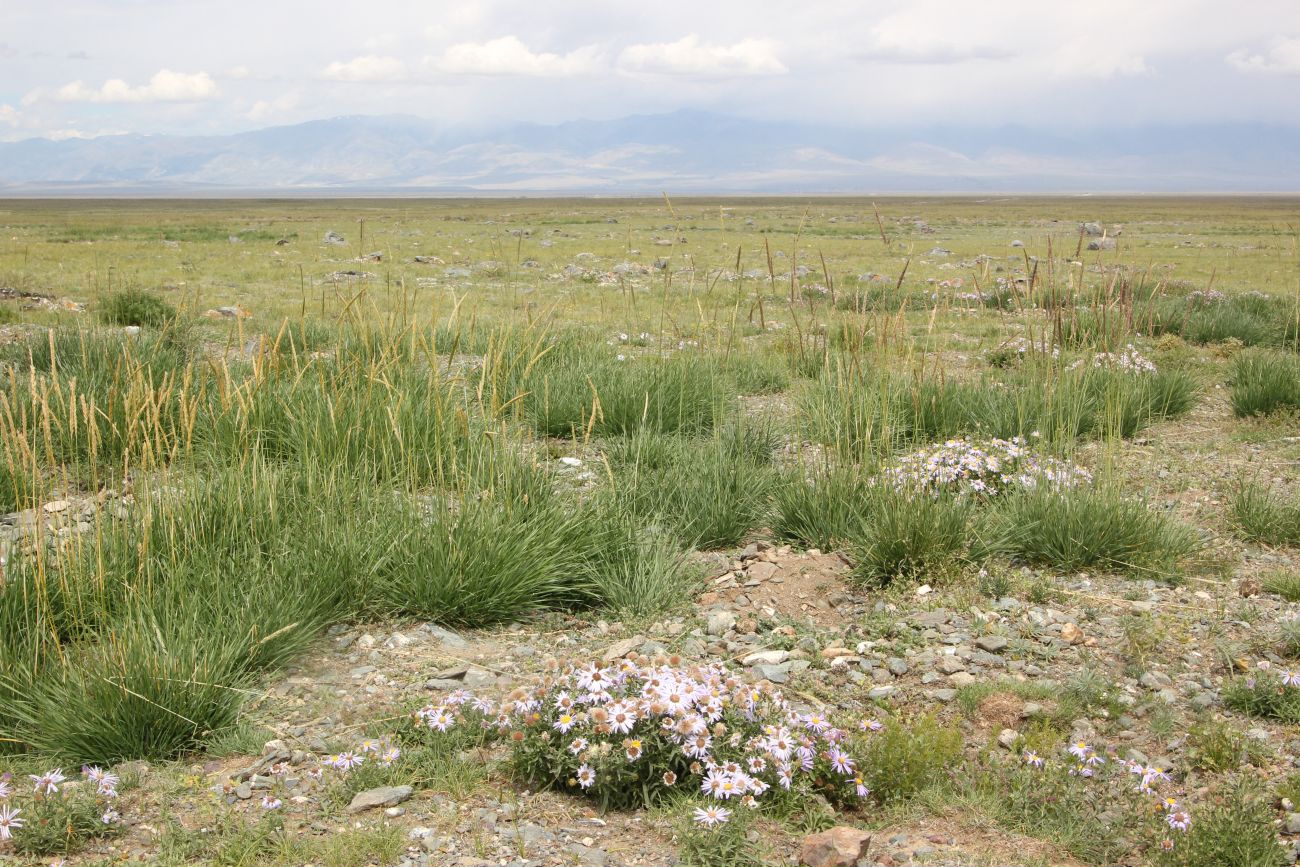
[97, 288, 178, 328]
[847, 489, 973, 586]
[1230, 483, 1300, 546]
[675, 804, 766, 867]
[1186, 719, 1250, 772]
[1280, 618, 1300, 659]
[981, 487, 1198, 579]
[1147, 779, 1286, 867]
[1230, 352, 1300, 417]
[772, 463, 874, 550]
[1262, 571, 1300, 602]
[859, 715, 962, 803]
[3, 767, 123, 857]
[1223, 668, 1300, 723]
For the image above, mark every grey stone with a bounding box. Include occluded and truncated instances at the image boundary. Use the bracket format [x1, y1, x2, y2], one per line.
[424, 624, 469, 648]
[706, 610, 737, 636]
[975, 635, 1008, 653]
[744, 650, 791, 666]
[348, 785, 414, 813]
[601, 635, 645, 662]
[935, 656, 966, 675]
[755, 663, 793, 683]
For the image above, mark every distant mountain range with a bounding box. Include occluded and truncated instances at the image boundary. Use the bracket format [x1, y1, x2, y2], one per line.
[2, 110, 1298, 194]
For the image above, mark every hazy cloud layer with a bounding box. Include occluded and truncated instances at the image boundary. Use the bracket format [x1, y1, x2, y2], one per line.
[40, 70, 219, 104]
[0, 0, 1297, 142]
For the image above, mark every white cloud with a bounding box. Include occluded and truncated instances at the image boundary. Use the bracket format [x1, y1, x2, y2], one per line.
[226, 65, 253, 80]
[1051, 43, 1148, 78]
[618, 35, 786, 76]
[859, 19, 1014, 65]
[45, 69, 218, 103]
[434, 36, 601, 76]
[0, 104, 18, 125]
[247, 91, 300, 121]
[321, 55, 407, 82]
[1227, 37, 1300, 74]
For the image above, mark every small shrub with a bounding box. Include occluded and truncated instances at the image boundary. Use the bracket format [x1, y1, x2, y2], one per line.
[413, 659, 880, 819]
[1230, 352, 1300, 417]
[97, 288, 177, 328]
[875, 436, 1092, 497]
[2, 766, 124, 857]
[1186, 720, 1250, 772]
[1147, 779, 1286, 867]
[981, 487, 1199, 579]
[1230, 483, 1300, 547]
[859, 715, 962, 803]
[1222, 665, 1300, 723]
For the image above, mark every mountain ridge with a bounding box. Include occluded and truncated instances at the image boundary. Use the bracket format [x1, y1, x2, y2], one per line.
[3, 111, 1298, 193]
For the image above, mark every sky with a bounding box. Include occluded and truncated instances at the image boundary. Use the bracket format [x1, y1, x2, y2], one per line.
[2, 0, 1300, 142]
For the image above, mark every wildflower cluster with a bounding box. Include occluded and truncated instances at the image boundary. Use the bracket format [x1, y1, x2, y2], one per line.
[1187, 289, 1227, 305]
[876, 436, 1093, 497]
[1223, 659, 1300, 722]
[1022, 741, 1194, 854]
[0, 767, 122, 856]
[1090, 344, 1158, 375]
[413, 660, 882, 822]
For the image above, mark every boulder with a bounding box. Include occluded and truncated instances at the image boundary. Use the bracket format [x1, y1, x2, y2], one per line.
[799, 826, 872, 866]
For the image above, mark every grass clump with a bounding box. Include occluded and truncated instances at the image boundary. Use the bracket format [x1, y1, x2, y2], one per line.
[1229, 351, 1300, 417]
[605, 425, 777, 549]
[97, 288, 178, 328]
[1230, 483, 1300, 546]
[370, 492, 607, 625]
[1140, 291, 1300, 350]
[1186, 719, 1253, 772]
[523, 346, 729, 438]
[1263, 569, 1300, 603]
[847, 489, 973, 586]
[801, 360, 1197, 457]
[1223, 668, 1300, 723]
[981, 487, 1198, 579]
[772, 463, 874, 550]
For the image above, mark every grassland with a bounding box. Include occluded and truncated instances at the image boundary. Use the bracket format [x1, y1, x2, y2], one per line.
[0, 195, 1298, 866]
